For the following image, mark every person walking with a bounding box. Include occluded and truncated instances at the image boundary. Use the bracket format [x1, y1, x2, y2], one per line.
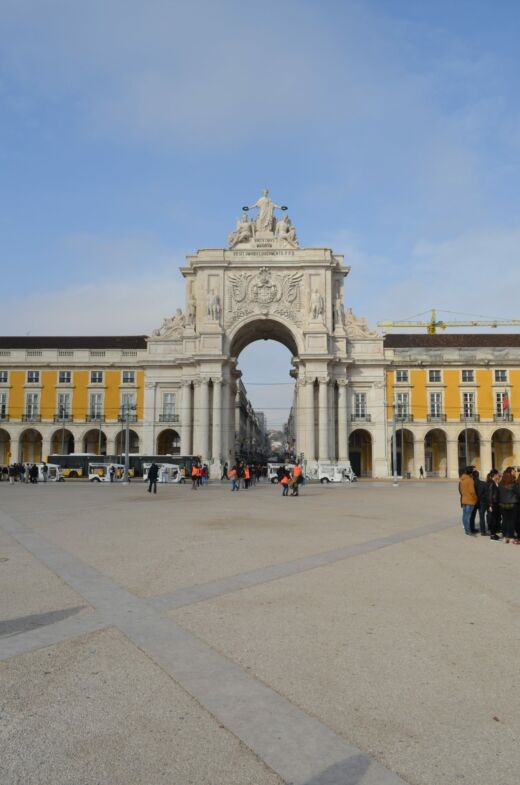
[8, 464, 16, 485]
[244, 464, 250, 489]
[290, 463, 302, 497]
[42, 462, 48, 483]
[486, 469, 501, 540]
[29, 463, 38, 484]
[419, 465, 424, 479]
[498, 467, 520, 543]
[221, 462, 228, 481]
[147, 462, 159, 494]
[458, 466, 478, 536]
[191, 463, 199, 490]
[109, 465, 115, 483]
[229, 466, 239, 492]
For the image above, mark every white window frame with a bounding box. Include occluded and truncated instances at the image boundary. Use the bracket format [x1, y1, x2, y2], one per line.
[122, 370, 136, 384]
[121, 391, 136, 416]
[27, 370, 40, 384]
[0, 391, 8, 418]
[90, 370, 103, 384]
[395, 369, 409, 383]
[428, 369, 441, 383]
[0, 370, 8, 384]
[57, 392, 71, 417]
[462, 391, 475, 417]
[494, 369, 508, 383]
[162, 392, 176, 417]
[58, 370, 72, 384]
[354, 392, 367, 417]
[429, 391, 442, 417]
[89, 392, 103, 417]
[395, 392, 409, 418]
[461, 369, 474, 383]
[25, 392, 39, 417]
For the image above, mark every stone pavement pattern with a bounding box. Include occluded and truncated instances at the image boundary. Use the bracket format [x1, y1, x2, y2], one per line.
[0, 480, 519, 785]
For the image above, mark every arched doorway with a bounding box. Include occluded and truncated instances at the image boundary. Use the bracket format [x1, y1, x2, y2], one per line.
[424, 429, 447, 477]
[391, 428, 414, 477]
[0, 428, 11, 464]
[115, 429, 139, 456]
[492, 428, 515, 471]
[50, 429, 75, 455]
[349, 429, 372, 477]
[157, 429, 181, 455]
[19, 429, 43, 462]
[458, 428, 480, 473]
[82, 429, 107, 455]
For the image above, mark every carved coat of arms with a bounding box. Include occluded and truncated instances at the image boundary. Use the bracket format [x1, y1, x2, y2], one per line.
[227, 267, 303, 324]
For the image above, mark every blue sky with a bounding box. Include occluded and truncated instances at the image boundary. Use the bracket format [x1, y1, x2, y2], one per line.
[1, 0, 520, 426]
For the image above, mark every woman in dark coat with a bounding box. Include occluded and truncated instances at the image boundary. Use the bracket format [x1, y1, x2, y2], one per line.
[498, 467, 520, 543]
[486, 469, 501, 540]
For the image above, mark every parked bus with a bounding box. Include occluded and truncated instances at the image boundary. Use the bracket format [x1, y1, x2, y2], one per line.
[48, 453, 99, 479]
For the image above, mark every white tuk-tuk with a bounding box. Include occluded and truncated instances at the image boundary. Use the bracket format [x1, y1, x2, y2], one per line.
[88, 463, 125, 482]
[267, 463, 294, 483]
[318, 462, 357, 484]
[38, 463, 64, 482]
[142, 463, 182, 483]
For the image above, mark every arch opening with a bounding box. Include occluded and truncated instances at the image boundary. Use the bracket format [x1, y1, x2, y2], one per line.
[349, 429, 372, 477]
[0, 428, 11, 464]
[492, 428, 515, 471]
[82, 429, 107, 455]
[458, 428, 481, 473]
[424, 428, 447, 477]
[115, 429, 139, 456]
[50, 428, 75, 455]
[391, 428, 414, 477]
[157, 429, 181, 455]
[19, 428, 43, 462]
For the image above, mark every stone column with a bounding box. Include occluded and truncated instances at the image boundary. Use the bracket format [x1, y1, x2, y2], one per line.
[180, 382, 193, 456]
[414, 434, 425, 478]
[212, 378, 222, 461]
[337, 379, 348, 460]
[220, 381, 229, 461]
[480, 438, 493, 476]
[305, 379, 316, 461]
[295, 379, 305, 460]
[199, 378, 210, 459]
[318, 377, 330, 461]
[41, 434, 52, 463]
[447, 439, 460, 480]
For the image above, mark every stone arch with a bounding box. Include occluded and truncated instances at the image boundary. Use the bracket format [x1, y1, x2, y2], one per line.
[50, 428, 75, 455]
[228, 315, 301, 358]
[19, 428, 43, 462]
[424, 428, 448, 477]
[390, 427, 414, 477]
[491, 428, 515, 471]
[0, 428, 11, 464]
[457, 427, 481, 473]
[157, 428, 181, 455]
[82, 429, 107, 455]
[115, 429, 139, 455]
[349, 429, 372, 477]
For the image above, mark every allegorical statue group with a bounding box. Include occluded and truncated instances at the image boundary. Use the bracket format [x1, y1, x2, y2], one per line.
[228, 189, 298, 248]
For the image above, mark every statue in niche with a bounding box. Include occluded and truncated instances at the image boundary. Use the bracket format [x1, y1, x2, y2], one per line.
[228, 212, 254, 247]
[187, 293, 197, 327]
[310, 288, 324, 320]
[207, 290, 221, 321]
[333, 281, 345, 328]
[247, 188, 282, 232]
[275, 214, 298, 247]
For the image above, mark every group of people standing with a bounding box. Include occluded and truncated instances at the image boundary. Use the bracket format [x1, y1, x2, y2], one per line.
[228, 462, 263, 491]
[5, 462, 47, 484]
[459, 466, 520, 542]
[190, 462, 210, 489]
[277, 464, 303, 497]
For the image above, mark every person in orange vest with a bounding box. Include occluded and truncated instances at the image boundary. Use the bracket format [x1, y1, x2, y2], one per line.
[280, 469, 290, 497]
[290, 463, 302, 496]
[191, 463, 199, 490]
[244, 464, 251, 489]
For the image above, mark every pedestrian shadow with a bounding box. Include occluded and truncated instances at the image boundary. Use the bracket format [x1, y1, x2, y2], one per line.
[0, 605, 87, 638]
[300, 754, 373, 785]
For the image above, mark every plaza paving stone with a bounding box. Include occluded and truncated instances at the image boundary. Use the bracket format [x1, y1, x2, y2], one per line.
[1, 479, 518, 784]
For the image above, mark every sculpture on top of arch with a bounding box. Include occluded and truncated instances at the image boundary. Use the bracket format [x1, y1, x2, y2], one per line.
[228, 189, 298, 249]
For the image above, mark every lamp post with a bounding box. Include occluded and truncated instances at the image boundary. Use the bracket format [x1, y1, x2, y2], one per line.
[122, 403, 136, 484]
[392, 397, 398, 487]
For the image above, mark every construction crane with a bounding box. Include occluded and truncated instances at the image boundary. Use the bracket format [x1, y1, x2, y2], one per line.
[378, 308, 520, 335]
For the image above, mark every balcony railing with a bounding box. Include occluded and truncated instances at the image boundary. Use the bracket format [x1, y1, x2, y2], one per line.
[427, 413, 447, 422]
[118, 413, 138, 422]
[395, 413, 414, 423]
[86, 414, 105, 422]
[460, 413, 480, 422]
[53, 414, 73, 422]
[22, 413, 41, 422]
[494, 413, 514, 422]
[0, 413, 9, 421]
[158, 413, 180, 423]
[350, 413, 371, 422]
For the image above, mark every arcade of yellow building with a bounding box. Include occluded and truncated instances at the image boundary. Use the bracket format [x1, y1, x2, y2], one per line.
[1, 193, 519, 479]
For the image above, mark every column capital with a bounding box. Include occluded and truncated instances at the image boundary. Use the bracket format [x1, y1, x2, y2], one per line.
[337, 378, 348, 388]
[212, 377, 223, 386]
[318, 375, 331, 386]
[180, 379, 192, 388]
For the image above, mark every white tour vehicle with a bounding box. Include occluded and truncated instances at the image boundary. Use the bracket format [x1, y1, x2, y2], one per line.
[88, 463, 125, 482]
[267, 462, 295, 483]
[38, 463, 64, 482]
[142, 462, 183, 483]
[316, 462, 356, 483]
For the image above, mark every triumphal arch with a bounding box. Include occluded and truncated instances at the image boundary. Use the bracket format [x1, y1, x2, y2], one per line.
[144, 190, 388, 476]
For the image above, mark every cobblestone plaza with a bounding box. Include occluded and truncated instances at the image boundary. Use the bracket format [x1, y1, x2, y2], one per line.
[1, 480, 518, 785]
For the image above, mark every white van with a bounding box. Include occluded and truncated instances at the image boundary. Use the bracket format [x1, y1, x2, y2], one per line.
[318, 462, 356, 484]
[142, 462, 182, 483]
[88, 463, 125, 482]
[267, 463, 294, 483]
[37, 463, 64, 482]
